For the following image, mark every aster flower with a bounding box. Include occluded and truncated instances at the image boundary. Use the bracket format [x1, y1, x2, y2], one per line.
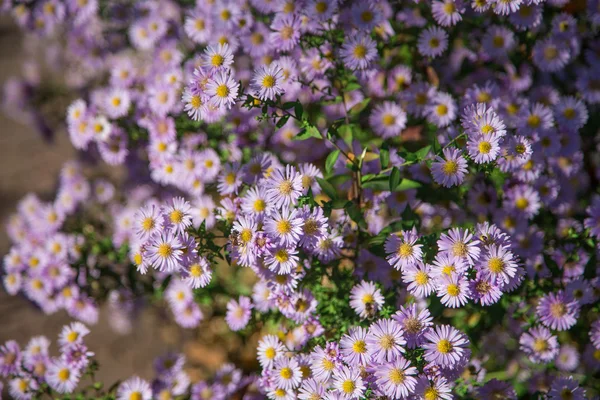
[417, 26, 448, 58]
[423, 325, 469, 368]
[438, 228, 481, 266]
[0, 340, 21, 377]
[225, 296, 253, 331]
[252, 63, 285, 101]
[257, 335, 286, 369]
[477, 379, 516, 399]
[206, 70, 239, 109]
[548, 377, 586, 400]
[369, 101, 407, 139]
[182, 257, 212, 289]
[58, 322, 89, 349]
[477, 244, 518, 285]
[393, 304, 433, 349]
[431, 0, 464, 27]
[366, 319, 406, 363]
[469, 274, 503, 306]
[147, 230, 183, 272]
[202, 43, 234, 71]
[436, 273, 471, 308]
[331, 366, 365, 399]
[264, 207, 304, 246]
[373, 356, 418, 399]
[274, 356, 302, 390]
[431, 148, 467, 188]
[163, 197, 192, 235]
[46, 358, 81, 393]
[402, 262, 436, 298]
[340, 34, 378, 71]
[340, 327, 370, 367]
[298, 378, 327, 400]
[385, 229, 423, 271]
[413, 375, 453, 400]
[519, 326, 559, 363]
[265, 165, 303, 209]
[537, 291, 580, 331]
[467, 134, 502, 164]
[116, 376, 152, 400]
[270, 14, 301, 52]
[310, 344, 341, 383]
[349, 280, 384, 319]
[426, 92, 457, 127]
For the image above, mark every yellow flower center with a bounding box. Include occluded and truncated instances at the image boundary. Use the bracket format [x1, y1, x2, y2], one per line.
[129, 393, 142, 400]
[550, 302, 566, 318]
[275, 249, 289, 263]
[262, 75, 276, 88]
[190, 95, 202, 109]
[442, 160, 458, 176]
[424, 387, 440, 400]
[451, 242, 467, 257]
[158, 243, 173, 258]
[342, 380, 356, 394]
[379, 334, 395, 350]
[436, 104, 448, 116]
[170, 210, 183, 224]
[58, 368, 70, 382]
[533, 338, 548, 352]
[280, 367, 292, 379]
[388, 368, 405, 384]
[437, 339, 453, 354]
[353, 44, 367, 59]
[488, 257, 504, 274]
[447, 283, 460, 297]
[189, 264, 203, 277]
[216, 84, 229, 98]
[279, 180, 293, 195]
[240, 229, 253, 243]
[211, 54, 224, 67]
[382, 114, 396, 126]
[415, 271, 429, 285]
[478, 141, 492, 154]
[352, 340, 367, 353]
[563, 108, 575, 119]
[527, 114, 541, 128]
[515, 197, 529, 210]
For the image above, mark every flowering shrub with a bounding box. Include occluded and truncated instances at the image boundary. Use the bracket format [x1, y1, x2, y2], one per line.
[2, 0, 600, 399]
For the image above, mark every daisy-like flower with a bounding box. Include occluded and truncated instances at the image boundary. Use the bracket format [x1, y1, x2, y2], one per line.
[257, 335, 286, 369]
[519, 326, 559, 363]
[414, 375, 453, 400]
[147, 230, 183, 272]
[430, 252, 468, 280]
[184, 10, 212, 44]
[340, 34, 378, 71]
[417, 26, 448, 58]
[202, 43, 234, 71]
[182, 87, 206, 121]
[491, 0, 522, 15]
[438, 228, 481, 266]
[402, 262, 436, 298]
[310, 344, 341, 383]
[217, 163, 243, 195]
[482, 25, 515, 59]
[265, 165, 303, 209]
[436, 273, 471, 308]
[58, 322, 89, 349]
[427, 92, 457, 127]
[225, 296, 253, 331]
[274, 356, 302, 390]
[241, 186, 272, 220]
[504, 184, 540, 219]
[548, 377, 586, 400]
[366, 319, 406, 363]
[332, 366, 365, 399]
[270, 14, 301, 52]
[182, 257, 212, 289]
[385, 229, 423, 271]
[340, 327, 370, 367]
[431, 148, 468, 188]
[373, 356, 418, 399]
[264, 208, 304, 246]
[537, 291, 579, 331]
[431, 0, 463, 27]
[423, 325, 469, 368]
[46, 359, 81, 393]
[0, 340, 21, 377]
[104, 88, 131, 119]
[164, 197, 192, 234]
[369, 101, 407, 139]
[349, 281, 384, 319]
[9, 375, 39, 399]
[467, 134, 502, 163]
[206, 70, 239, 109]
[469, 274, 503, 306]
[298, 378, 327, 400]
[116, 376, 152, 400]
[252, 63, 285, 101]
[393, 304, 433, 349]
[532, 37, 571, 73]
[477, 244, 518, 286]
[555, 96, 588, 132]
[306, 0, 338, 22]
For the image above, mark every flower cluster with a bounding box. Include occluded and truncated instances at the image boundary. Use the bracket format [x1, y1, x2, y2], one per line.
[2, 0, 600, 398]
[0, 322, 94, 398]
[385, 224, 523, 308]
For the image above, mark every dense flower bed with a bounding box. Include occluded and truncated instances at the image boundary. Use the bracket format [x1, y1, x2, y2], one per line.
[2, 0, 600, 399]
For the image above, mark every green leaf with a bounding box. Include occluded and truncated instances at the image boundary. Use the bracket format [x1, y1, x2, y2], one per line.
[389, 167, 401, 192]
[361, 177, 389, 191]
[294, 125, 321, 141]
[345, 82, 361, 91]
[325, 149, 340, 174]
[396, 178, 422, 191]
[294, 102, 303, 120]
[316, 177, 338, 200]
[282, 101, 296, 110]
[415, 145, 432, 161]
[349, 98, 371, 114]
[380, 144, 390, 169]
[276, 114, 290, 128]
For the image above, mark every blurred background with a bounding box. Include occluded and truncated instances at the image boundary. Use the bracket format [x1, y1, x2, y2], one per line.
[0, 15, 241, 388]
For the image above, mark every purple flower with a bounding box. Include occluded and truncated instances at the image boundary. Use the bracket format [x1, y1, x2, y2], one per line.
[392, 304, 433, 349]
[340, 34, 377, 71]
[423, 325, 469, 368]
[373, 356, 418, 399]
[548, 376, 586, 400]
[519, 326, 559, 363]
[385, 228, 423, 271]
[332, 365, 365, 399]
[431, 148, 467, 187]
[0, 340, 21, 377]
[225, 296, 253, 331]
[537, 291, 580, 331]
[366, 319, 406, 363]
[147, 230, 183, 272]
[349, 281, 384, 319]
